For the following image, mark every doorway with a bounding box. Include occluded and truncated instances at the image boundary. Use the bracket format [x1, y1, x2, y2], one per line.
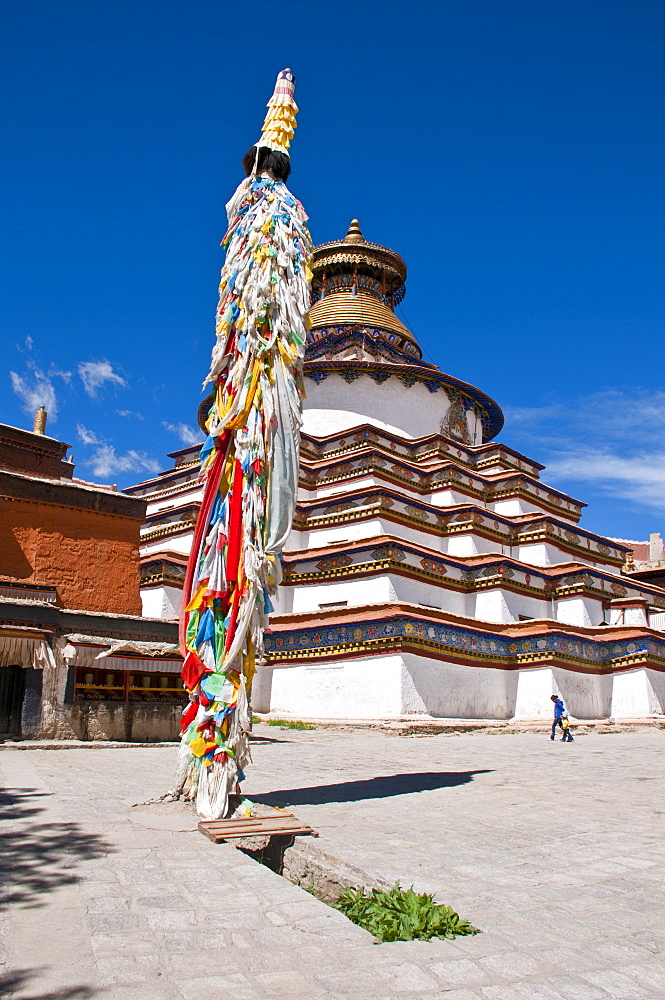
[0, 665, 25, 738]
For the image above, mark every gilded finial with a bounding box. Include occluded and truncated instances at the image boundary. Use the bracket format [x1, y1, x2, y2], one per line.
[33, 405, 47, 435]
[345, 219, 365, 243]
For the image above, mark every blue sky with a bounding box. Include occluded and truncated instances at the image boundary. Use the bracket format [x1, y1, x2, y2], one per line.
[2, 1, 664, 542]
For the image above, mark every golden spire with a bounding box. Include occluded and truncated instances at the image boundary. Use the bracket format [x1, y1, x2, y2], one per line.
[344, 219, 365, 243]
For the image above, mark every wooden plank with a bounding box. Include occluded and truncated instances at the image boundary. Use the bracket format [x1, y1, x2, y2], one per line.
[199, 822, 314, 836]
[201, 813, 299, 830]
[203, 818, 302, 831]
[198, 813, 318, 843]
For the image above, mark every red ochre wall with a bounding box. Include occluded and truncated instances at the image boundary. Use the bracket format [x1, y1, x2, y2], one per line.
[0, 497, 143, 615]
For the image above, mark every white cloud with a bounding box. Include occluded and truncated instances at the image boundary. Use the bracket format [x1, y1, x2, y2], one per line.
[76, 424, 102, 446]
[78, 360, 127, 398]
[506, 389, 665, 440]
[10, 368, 59, 421]
[25, 336, 34, 351]
[115, 409, 144, 420]
[503, 389, 665, 518]
[85, 445, 160, 480]
[502, 403, 564, 426]
[546, 448, 665, 513]
[162, 421, 201, 446]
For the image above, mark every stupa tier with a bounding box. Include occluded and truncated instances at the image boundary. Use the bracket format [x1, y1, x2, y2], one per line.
[127, 221, 665, 723]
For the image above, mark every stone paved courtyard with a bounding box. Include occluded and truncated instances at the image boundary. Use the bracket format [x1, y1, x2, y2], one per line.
[2, 728, 665, 999]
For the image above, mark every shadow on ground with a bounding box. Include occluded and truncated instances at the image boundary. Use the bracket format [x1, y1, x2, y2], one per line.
[254, 769, 493, 806]
[0, 968, 96, 999]
[0, 787, 111, 910]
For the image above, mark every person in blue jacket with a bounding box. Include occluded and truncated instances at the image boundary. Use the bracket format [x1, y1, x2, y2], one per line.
[550, 694, 574, 741]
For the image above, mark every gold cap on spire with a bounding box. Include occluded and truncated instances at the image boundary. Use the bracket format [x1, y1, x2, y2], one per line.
[344, 219, 365, 243]
[257, 68, 298, 154]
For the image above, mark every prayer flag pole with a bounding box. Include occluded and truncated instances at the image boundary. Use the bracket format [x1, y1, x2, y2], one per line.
[175, 69, 312, 820]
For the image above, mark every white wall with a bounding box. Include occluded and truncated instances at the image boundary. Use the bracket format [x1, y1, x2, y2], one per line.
[512, 666, 612, 720]
[140, 585, 181, 619]
[611, 669, 663, 718]
[255, 649, 661, 722]
[305, 518, 445, 552]
[256, 655, 408, 718]
[608, 605, 648, 626]
[303, 374, 474, 442]
[255, 652, 516, 719]
[146, 484, 203, 514]
[289, 576, 399, 613]
[556, 596, 603, 627]
[402, 653, 517, 719]
[472, 590, 514, 624]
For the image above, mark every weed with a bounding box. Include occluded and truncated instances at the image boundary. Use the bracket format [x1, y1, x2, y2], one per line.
[299, 875, 328, 901]
[267, 719, 316, 731]
[334, 883, 480, 943]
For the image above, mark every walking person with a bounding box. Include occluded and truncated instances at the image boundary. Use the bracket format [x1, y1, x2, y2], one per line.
[550, 694, 574, 741]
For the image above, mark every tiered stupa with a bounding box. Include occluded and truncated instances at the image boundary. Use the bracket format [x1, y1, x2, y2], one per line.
[127, 221, 665, 722]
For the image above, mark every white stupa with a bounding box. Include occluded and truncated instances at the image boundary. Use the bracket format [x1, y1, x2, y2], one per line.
[128, 221, 665, 723]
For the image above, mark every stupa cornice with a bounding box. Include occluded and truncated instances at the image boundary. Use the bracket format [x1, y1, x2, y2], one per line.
[264, 602, 665, 674]
[125, 465, 200, 496]
[280, 535, 665, 607]
[142, 501, 200, 526]
[300, 424, 544, 477]
[299, 451, 585, 520]
[267, 600, 665, 639]
[292, 491, 628, 567]
[141, 519, 197, 544]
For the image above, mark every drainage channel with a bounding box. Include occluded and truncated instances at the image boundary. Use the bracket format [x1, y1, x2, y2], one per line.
[130, 797, 480, 942]
[228, 829, 482, 944]
[231, 828, 392, 903]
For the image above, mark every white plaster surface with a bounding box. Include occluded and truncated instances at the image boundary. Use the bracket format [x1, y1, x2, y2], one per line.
[553, 667, 613, 721]
[503, 590, 550, 621]
[609, 605, 649, 626]
[304, 519, 386, 548]
[402, 653, 517, 719]
[303, 374, 465, 442]
[556, 595, 602, 627]
[257, 653, 641, 722]
[140, 533, 192, 558]
[472, 589, 514, 624]
[446, 534, 482, 557]
[611, 669, 662, 718]
[513, 667, 557, 719]
[290, 577, 399, 613]
[260, 654, 407, 718]
[140, 585, 181, 620]
[146, 484, 202, 513]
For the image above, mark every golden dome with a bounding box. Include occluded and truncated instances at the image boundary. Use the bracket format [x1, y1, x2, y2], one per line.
[313, 220, 407, 286]
[308, 291, 417, 344]
[309, 220, 419, 355]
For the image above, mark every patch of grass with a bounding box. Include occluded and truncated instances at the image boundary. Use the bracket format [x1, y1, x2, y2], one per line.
[251, 715, 261, 725]
[267, 719, 316, 731]
[334, 883, 480, 943]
